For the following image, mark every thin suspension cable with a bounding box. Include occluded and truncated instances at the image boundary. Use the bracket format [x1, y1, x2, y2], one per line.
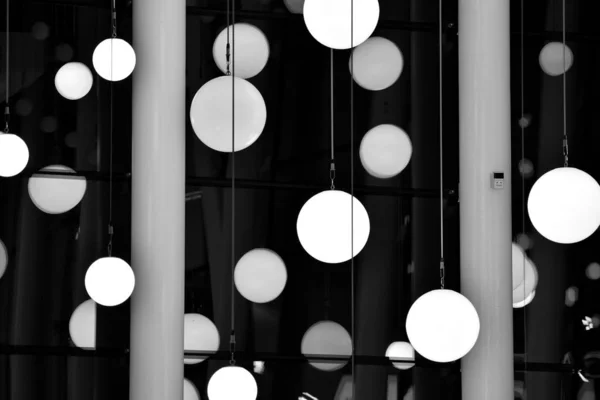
[229, 0, 236, 366]
[225, 0, 231, 75]
[4, 0, 9, 133]
[330, 48, 335, 190]
[350, 0, 355, 398]
[107, 51, 114, 257]
[562, 0, 568, 167]
[438, 0, 445, 289]
[111, 0, 117, 37]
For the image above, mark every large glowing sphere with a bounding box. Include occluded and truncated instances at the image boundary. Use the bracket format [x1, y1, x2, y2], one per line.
[385, 341, 415, 370]
[406, 289, 480, 363]
[528, 167, 600, 244]
[184, 313, 220, 364]
[0, 133, 29, 177]
[513, 290, 536, 309]
[297, 190, 370, 264]
[184, 378, 201, 400]
[303, 0, 380, 49]
[512, 256, 538, 304]
[0, 239, 7, 280]
[55, 62, 93, 100]
[360, 124, 411, 179]
[539, 42, 573, 76]
[301, 320, 352, 371]
[235, 248, 287, 303]
[92, 38, 136, 81]
[212, 23, 269, 79]
[69, 299, 96, 349]
[190, 76, 266, 152]
[85, 257, 135, 307]
[28, 165, 87, 214]
[207, 366, 257, 400]
[351, 37, 403, 91]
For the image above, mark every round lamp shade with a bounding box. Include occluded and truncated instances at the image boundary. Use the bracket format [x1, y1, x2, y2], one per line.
[69, 299, 96, 349]
[284, 0, 304, 13]
[303, 0, 380, 49]
[28, 165, 87, 214]
[0, 239, 7, 280]
[184, 378, 201, 400]
[207, 366, 257, 400]
[235, 248, 287, 303]
[385, 341, 415, 370]
[513, 290, 536, 309]
[55, 62, 93, 100]
[512, 243, 527, 290]
[512, 257, 538, 304]
[184, 313, 220, 364]
[297, 190, 370, 264]
[212, 23, 269, 79]
[92, 38, 136, 81]
[528, 167, 600, 244]
[301, 320, 352, 371]
[351, 37, 403, 91]
[406, 289, 480, 363]
[360, 124, 412, 179]
[85, 257, 135, 307]
[0, 133, 29, 177]
[190, 76, 267, 152]
[539, 42, 573, 76]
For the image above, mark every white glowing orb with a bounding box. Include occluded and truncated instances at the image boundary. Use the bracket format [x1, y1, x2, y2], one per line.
[539, 42, 573, 76]
[512, 243, 527, 290]
[406, 289, 480, 363]
[513, 290, 536, 309]
[28, 165, 87, 214]
[385, 341, 415, 370]
[69, 299, 96, 349]
[0, 133, 29, 177]
[351, 37, 403, 91]
[303, 0, 380, 49]
[284, 0, 304, 13]
[55, 62, 93, 100]
[184, 313, 220, 364]
[301, 320, 352, 371]
[528, 167, 600, 244]
[235, 248, 287, 303]
[190, 76, 266, 152]
[212, 23, 269, 79]
[586, 263, 600, 280]
[360, 124, 411, 179]
[85, 257, 135, 307]
[184, 378, 201, 400]
[512, 256, 538, 305]
[207, 366, 257, 400]
[0, 239, 7, 280]
[92, 38, 136, 81]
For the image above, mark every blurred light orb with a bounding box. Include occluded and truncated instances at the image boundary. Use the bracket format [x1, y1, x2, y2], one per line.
[303, 0, 380, 49]
[351, 37, 403, 91]
[516, 233, 533, 250]
[235, 248, 287, 303]
[360, 124, 412, 179]
[85, 257, 135, 307]
[212, 23, 269, 79]
[28, 165, 87, 214]
[565, 286, 579, 307]
[184, 313, 220, 364]
[586, 263, 600, 281]
[55, 62, 93, 100]
[284, 0, 304, 13]
[385, 341, 415, 370]
[15, 98, 33, 117]
[513, 290, 535, 309]
[301, 320, 352, 371]
[406, 289, 480, 363]
[40, 116, 58, 133]
[512, 256, 538, 304]
[190, 76, 266, 152]
[0, 239, 7, 280]
[0, 133, 29, 177]
[93, 38, 136, 81]
[69, 299, 96, 349]
[297, 190, 370, 264]
[207, 366, 257, 400]
[31, 22, 50, 40]
[184, 378, 201, 400]
[55, 43, 74, 62]
[518, 159, 534, 179]
[539, 42, 573, 76]
[528, 167, 600, 244]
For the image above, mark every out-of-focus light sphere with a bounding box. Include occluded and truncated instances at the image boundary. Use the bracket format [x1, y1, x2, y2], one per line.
[512, 256, 538, 304]
[28, 165, 87, 214]
[207, 366, 257, 400]
[0, 239, 7, 280]
[69, 299, 96, 349]
[85, 257, 135, 307]
[385, 341, 415, 370]
[518, 159, 534, 179]
[406, 289, 480, 363]
[234, 248, 287, 303]
[565, 286, 579, 307]
[212, 23, 270, 79]
[55, 62, 93, 100]
[360, 124, 412, 179]
[512, 243, 527, 290]
[513, 290, 535, 309]
[31, 22, 50, 40]
[586, 263, 600, 280]
[301, 320, 352, 371]
[528, 167, 600, 244]
[184, 313, 220, 364]
[0, 133, 29, 177]
[284, 0, 304, 13]
[55, 43, 74, 62]
[40, 116, 58, 133]
[190, 76, 266, 152]
[516, 233, 532, 250]
[351, 37, 403, 91]
[539, 42, 573, 76]
[184, 378, 201, 400]
[92, 38, 136, 81]
[303, 0, 380, 49]
[15, 98, 33, 116]
[297, 190, 370, 264]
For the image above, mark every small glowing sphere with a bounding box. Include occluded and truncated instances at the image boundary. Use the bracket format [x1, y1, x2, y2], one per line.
[284, 0, 304, 13]
[0, 239, 7, 280]
[184, 378, 201, 400]
[301, 321, 352, 371]
[184, 313, 220, 364]
[351, 37, 403, 91]
[212, 23, 270, 79]
[190, 76, 267, 152]
[539, 42, 573, 76]
[69, 299, 96, 349]
[406, 289, 480, 363]
[513, 257, 538, 304]
[385, 341, 415, 370]
[85, 257, 135, 307]
[207, 366, 257, 400]
[360, 124, 411, 179]
[303, 0, 380, 49]
[92, 38, 136, 81]
[28, 165, 87, 214]
[513, 290, 536, 309]
[565, 286, 579, 307]
[0, 133, 29, 177]
[235, 248, 287, 303]
[586, 263, 600, 280]
[55, 62, 93, 100]
[528, 167, 600, 244]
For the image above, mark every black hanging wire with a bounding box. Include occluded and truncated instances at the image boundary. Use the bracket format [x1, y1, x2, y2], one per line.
[438, 0, 445, 289]
[111, 0, 117, 38]
[225, 0, 231, 76]
[4, 0, 10, 133]
[330, 48, 335, 190]
[350, 0, 355, 398]
[107, 34, 115, 257]
[229, 0, 236, 367]
[561, 0, 568, 167]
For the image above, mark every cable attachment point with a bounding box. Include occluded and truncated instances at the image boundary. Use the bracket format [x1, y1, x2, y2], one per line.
[112, 12, 117, 38]
[107, 224, 114, 257]
[4, 106, 9, 133]
[440, 259, 445, 289]
[225, 43, 231, 76]
[563, 138, 569, 167]
[229, 330, 236, 365]
[330, 161, 336, 190]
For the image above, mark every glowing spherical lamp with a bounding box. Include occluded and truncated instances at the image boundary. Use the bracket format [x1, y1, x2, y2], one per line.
[184, 313, 220, 364]
[212, 23, 270, 79]
[301, 320, 352, 371]
[385, 341, 415, 370]
[28, 165, 87, 214]
[92, 38, 136, 81]
[235, 248, 287, 303]
[406, 289, 480, 363]
[539, 42, 573, 76]
[513, 290, 536, 309]
[303, 0, 380, 49]
[69, 299, 96, 349]
[512, 243, 527, 290]
[55, 62, 93, 100]
[0, 133, 29, 177]
[351, 37, 403, 91]
[512, 256, 538, 304]
[184, 378, 201, 400]
[528, 167, 600, 244]
[190, 76, 267, 152]
[360, 124, 411, 179]
[207, 366, 257, 400]
[85, 257, 135, 307]
[0, 239, 7, 280]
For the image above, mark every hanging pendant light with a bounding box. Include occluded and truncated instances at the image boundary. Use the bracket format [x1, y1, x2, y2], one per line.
[55, 62, 93, 100]
[359, 124, 412, 179]
[234, 248, 287, 303]
[539, 42, 573, 76]
[28, 165, 87, 214]
[301, 320, 352, 371]
[184, 379, 201, 400]
[208, 366, 258, 400]
[69, 299, 96, 349]
[212, 23, 269, 79]
[385, 341, 415, 370]
[184, 313, 220, 364]
[350, 37, 403, 91]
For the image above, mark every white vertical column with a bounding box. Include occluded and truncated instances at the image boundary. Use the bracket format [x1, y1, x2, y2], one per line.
[458, 1, 513, 400]
[130, 0, 186, 398]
